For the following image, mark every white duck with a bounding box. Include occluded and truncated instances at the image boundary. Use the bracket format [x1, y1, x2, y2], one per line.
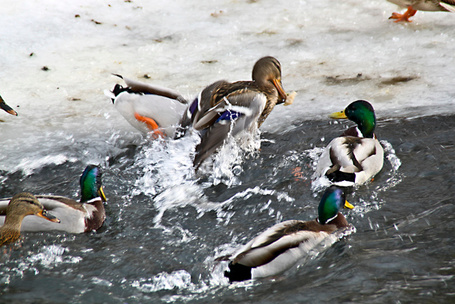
[105, 74, 187, 138]
[314, 100, 384, 187]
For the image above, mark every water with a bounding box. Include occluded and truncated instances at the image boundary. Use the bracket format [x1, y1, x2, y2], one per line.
[1, 0, 455, 303]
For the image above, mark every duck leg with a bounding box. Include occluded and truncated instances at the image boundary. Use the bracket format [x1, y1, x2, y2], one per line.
[134, 112, 165, 138]
[389, 6, 417, 22]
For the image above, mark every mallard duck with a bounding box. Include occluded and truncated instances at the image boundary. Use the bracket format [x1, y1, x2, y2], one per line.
[105, 74, 188, 138]
[220, 186, 354, 282]
[179, 56, 295, 169]
[387, 0, 455, 22]
[0, 193, 60, 247]
[0, 165, 107, 233]
[0, 95, 18, 116]
[314, 100, 384, 187]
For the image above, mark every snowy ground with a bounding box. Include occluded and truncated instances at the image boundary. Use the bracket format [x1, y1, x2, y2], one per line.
[1, 0, 454, 169]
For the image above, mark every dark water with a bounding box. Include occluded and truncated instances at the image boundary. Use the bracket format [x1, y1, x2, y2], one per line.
[1, 114, 454, 303]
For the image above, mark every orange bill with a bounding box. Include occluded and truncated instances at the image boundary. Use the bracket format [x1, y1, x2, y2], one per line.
[272, 78, 287, 103]
[37, 210, 61, 223]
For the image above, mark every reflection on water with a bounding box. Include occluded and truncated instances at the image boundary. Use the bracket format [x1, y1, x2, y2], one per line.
[1, 115, 455, 303]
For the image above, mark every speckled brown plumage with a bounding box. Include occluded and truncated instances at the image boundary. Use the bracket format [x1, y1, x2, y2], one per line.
[188, 57, 289, 168]
[204, 56, 287, 128]
[0, 193, 59, 247]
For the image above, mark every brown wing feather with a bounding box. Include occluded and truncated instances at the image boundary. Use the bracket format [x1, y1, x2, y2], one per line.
[35, 195, 86, 212]
[442, 0, 455, 6]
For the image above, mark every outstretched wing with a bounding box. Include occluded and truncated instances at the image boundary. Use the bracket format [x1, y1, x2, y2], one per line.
[193, 92, 266, 169]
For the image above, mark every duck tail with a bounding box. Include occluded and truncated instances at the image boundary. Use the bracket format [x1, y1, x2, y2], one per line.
[326, 170, 355, 184]
[224, 262, 252, 282]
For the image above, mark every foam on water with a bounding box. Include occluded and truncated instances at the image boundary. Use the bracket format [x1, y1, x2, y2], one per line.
[0, 244, 81, 285]
[26, 244, 82, 268]
[131, 270, 193, 293]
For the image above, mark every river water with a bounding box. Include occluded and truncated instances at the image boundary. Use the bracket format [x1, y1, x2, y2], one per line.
[1, 0, 454, 303]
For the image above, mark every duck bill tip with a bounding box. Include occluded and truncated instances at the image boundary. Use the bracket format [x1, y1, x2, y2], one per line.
[7, 109, 18, 116]
[99, 186, 107, 202]
[272, 79, 287, 103]
[344, 200, 354, 210]
[0, 101, 18, 116]
[38, 210, 61, 223]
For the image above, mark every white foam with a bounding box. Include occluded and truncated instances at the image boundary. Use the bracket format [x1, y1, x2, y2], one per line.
[131, 270, 193, 293]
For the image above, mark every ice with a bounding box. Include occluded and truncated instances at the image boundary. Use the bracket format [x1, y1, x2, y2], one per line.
[1, 0, 454, 171]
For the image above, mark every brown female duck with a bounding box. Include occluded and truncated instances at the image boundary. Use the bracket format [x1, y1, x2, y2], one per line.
[0, 193, 59, 247]
[0, 165, 106, 234]
[180, 56, 295, 169]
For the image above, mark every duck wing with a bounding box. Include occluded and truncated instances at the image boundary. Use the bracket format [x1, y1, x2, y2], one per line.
[113, 74, 187, 104]
[316, 136, 384, 185]
[231, 220, 332, 267]
[193, 91, 266, 169]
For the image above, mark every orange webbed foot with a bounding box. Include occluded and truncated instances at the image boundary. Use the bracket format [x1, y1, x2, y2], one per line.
[389, 6, 417, 22]
[291, 166, 306, 182]
[134, 112, 165, 139]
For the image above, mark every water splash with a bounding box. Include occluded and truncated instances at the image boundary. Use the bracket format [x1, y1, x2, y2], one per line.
[0, 244, 82, 285]
[26, 244, 82, 267]
[131, 270, 193, 293]
[199, 129, 262, 187]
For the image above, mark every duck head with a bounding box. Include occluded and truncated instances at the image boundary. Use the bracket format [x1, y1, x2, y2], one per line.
[318, 186, 354, 225]
[0, 95, 18, 116]
[5, 192, 60, 223]
[329, 100, 376, 138]
[80, 165, 107, 203]
[252, 56, 287, 103]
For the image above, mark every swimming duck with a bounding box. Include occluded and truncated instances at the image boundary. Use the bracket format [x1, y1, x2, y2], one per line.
[0, 95, 18, 116]
[220, 186, 354, 282]
[387, 0, 455, 22]
[179, 56, 295, 169]
[0, 193, 60, 247]
[0, 165, 107, 233]
[105, 74, 188, 138]
[314, 100, 384, 187]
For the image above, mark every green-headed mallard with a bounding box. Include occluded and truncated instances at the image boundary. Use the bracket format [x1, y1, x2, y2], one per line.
[105, 74, 187, 138]
[0, 165, 106, 233]
[314, 100, 384, 187]
[0, 95, 18, 116]
[387, 0, 455, 22]
[0, 193, 59, 247]
[220, 186, 354, 282]
[180, 56, 295, 169]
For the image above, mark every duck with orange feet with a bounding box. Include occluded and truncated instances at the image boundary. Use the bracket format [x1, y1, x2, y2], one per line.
[106, 74, 188, 139]
[388, 0, 455, 22]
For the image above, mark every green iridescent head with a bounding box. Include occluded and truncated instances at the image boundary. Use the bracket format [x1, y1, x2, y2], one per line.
[330, 100, 376, 138]
[80, 165, 106, 203]
[318, 186, 353, 225]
